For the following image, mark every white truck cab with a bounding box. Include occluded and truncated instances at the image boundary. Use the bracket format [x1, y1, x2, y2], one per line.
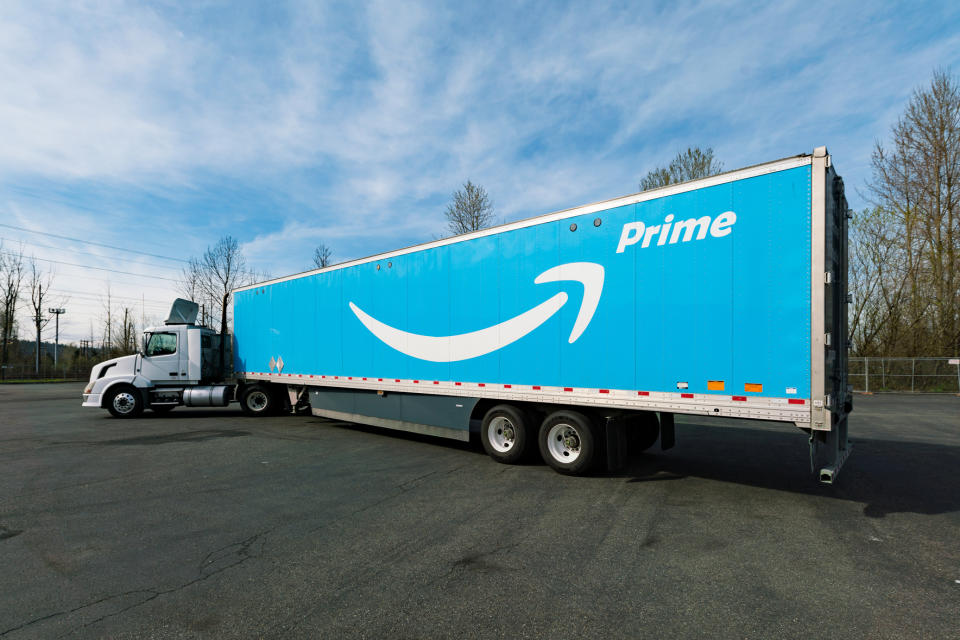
[83, 299, 232, 417]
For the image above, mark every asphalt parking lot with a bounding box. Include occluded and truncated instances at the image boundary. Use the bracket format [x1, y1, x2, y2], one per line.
[1, 384, 958, 639]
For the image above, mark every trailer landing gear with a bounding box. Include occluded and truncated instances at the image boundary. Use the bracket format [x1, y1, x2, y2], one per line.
[809, 416, 852, 484]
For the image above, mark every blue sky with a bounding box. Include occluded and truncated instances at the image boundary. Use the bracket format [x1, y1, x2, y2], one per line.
[1, 0, 958, 343]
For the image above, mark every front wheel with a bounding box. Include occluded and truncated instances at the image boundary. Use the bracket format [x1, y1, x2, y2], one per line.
[239, 384, 277, 416]
[538, 410, 598, 475]
[106, 385, 144, 419]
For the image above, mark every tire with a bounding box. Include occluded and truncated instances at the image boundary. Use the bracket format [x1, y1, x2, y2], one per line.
[481, 405, 531, 464]
[626, 411, 660, 454]
[239, 384, 276, 416]
[105, 385, 144, 419]
[538, 410, 598, 475]
[151, 405, 176, 414]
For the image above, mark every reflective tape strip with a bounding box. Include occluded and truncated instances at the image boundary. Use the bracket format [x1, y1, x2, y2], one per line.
[238, 372, 810, 421]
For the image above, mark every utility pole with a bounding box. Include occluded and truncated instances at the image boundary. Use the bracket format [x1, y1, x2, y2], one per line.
[34, 283, 42, 374]
[49, 308, 66, 367]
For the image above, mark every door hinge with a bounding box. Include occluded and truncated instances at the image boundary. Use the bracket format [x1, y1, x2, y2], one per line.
[825, 332, 832, 347]
[824, 271, 833, 284]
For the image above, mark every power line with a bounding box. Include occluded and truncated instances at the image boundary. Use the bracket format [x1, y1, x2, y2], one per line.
[30, 266, 182, 289]
[42, 293, 168, 307]
[44, 288, 172, 306]
[0, 222, 190, 264]
[0, 250, 179, 282]
[48, 288, 173, 305]
[13, 264, 184, 294]
[44, 295, 171, 312]
[0, 236, 183, 275]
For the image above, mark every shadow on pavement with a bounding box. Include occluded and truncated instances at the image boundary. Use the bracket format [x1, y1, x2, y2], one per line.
[106, 407, 959, 518]
[620, 422, 960, 518]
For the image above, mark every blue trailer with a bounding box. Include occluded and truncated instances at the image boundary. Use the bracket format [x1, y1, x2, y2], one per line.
[229, 147, 851, 481]
[83, 147, 850, 482]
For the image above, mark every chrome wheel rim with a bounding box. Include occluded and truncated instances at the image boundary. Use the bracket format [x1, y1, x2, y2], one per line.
[112, 391, 137, 415]
[247, 391, 268, 412]
[487, 416, 516, 453]
[546, 423, 581, 463]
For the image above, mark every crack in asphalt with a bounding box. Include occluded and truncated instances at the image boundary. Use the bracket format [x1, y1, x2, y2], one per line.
[0, 525, 23, 541]
[0, 529, 272, 639]
[443, 540, 523, 578]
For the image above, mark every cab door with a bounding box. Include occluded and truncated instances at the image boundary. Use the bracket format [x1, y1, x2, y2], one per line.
[140, 330, 183, 383]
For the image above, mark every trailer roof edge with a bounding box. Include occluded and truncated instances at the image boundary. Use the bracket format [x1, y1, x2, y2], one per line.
[234, 152, 815, 293]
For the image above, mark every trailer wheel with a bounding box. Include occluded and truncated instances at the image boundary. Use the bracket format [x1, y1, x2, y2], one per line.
[626, 411, 660, 454]
[106, 385, 144, 419]
[539, 410, 597, 475]
[240, 384, 275, 416]
[481, 405, 531, 464]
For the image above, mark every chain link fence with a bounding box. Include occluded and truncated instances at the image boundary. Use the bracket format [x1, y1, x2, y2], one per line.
[849, 357, 960, 393]
[0, 364, 90, 382]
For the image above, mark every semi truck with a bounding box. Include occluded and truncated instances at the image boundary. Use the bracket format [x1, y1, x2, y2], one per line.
[83, 146, 852, 482]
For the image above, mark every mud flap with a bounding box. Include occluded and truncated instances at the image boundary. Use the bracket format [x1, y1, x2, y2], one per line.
[604, 417, 628, 472]
[659, 412, 675, 451]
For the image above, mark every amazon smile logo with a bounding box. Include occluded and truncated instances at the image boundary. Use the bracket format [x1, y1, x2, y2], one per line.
[348, 262, 604, 362]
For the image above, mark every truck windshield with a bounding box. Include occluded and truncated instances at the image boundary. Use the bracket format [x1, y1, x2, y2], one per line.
[146, 332, 177, 356]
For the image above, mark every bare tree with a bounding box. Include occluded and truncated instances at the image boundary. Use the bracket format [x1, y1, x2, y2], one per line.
[0, 243, 25, 381]
[178, 262, 202, 305]
[179, 236, 259, 372]
[859, 69, 960, 356]
[445, 180, 495, 236]
[26, 258, 55, 374]
[640, 147, 724, 191]
[100, 284, 114, 354]
[848, 207, 916, 355]
[313, 243, 333, 269]
[115, 307, 138, 355]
